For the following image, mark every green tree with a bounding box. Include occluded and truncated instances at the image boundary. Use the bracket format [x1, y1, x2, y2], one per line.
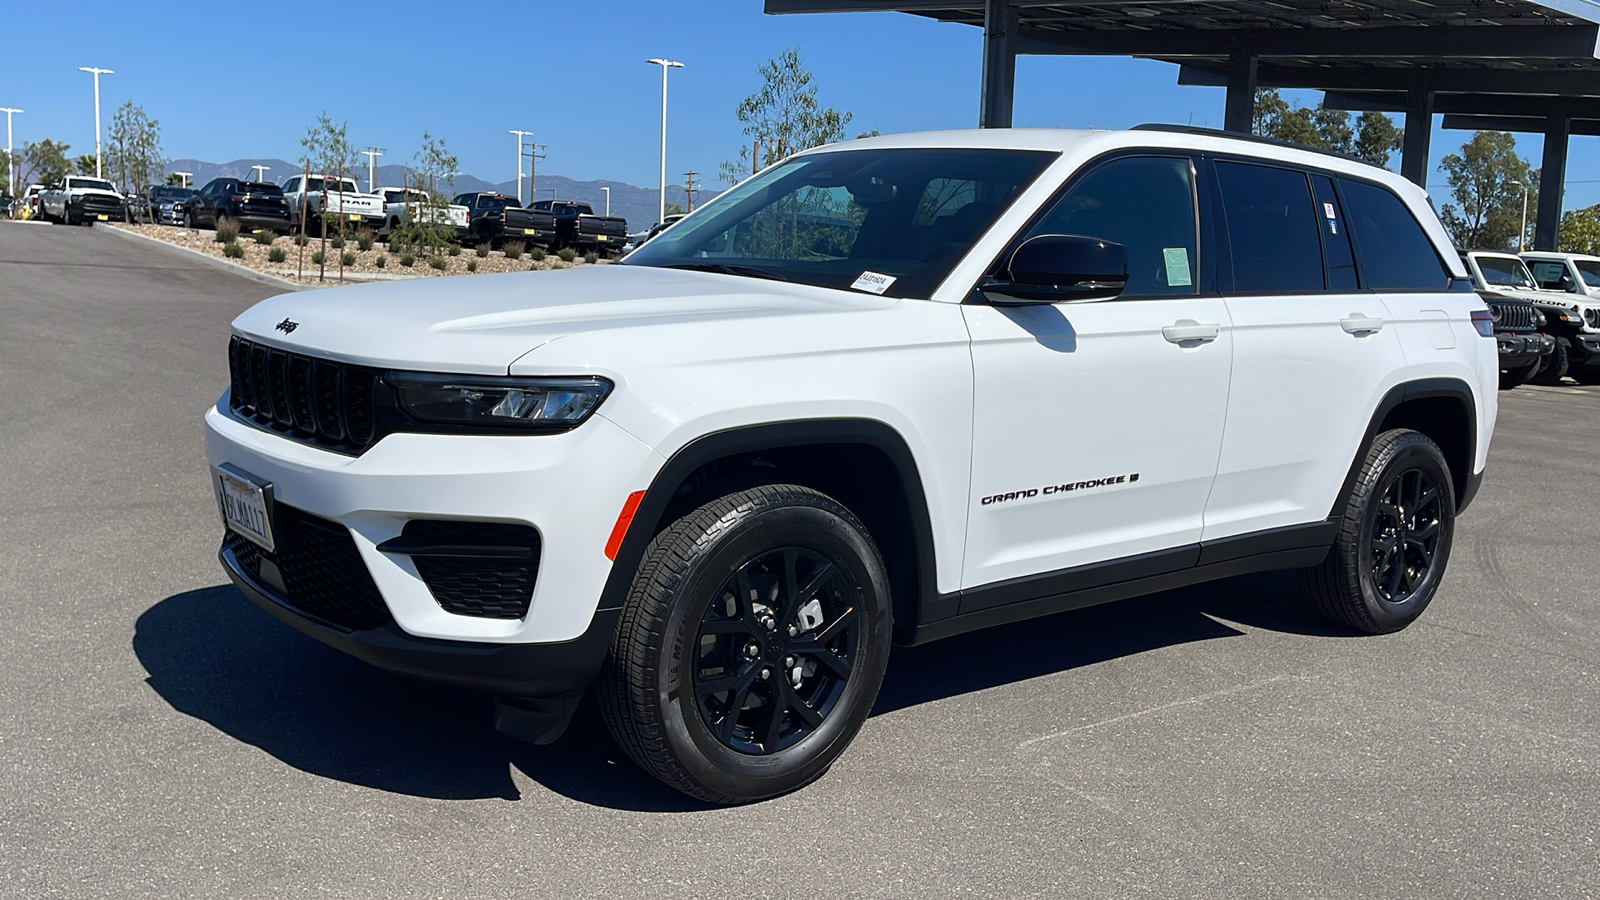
[17, 139, 72, 187]
[391, 131, 460, 260]
[1559, 205, 1600, 255]
[1252, 89, 1402, 169]
[663, 201, 685, 218]
[107, 102, 165, 220]
[73, 154, 98, 177]
[719, 47, 853, 187]
[298, 113, 362, 280]
[1437, 131, 1533, 250]
[164, 172, 187, 187]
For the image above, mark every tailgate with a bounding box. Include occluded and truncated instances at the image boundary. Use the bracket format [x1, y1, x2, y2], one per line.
[578, 215, 628, 236]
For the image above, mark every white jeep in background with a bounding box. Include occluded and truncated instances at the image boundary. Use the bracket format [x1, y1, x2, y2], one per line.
[279, 174, 384, 234]
[1520, 251, 1600, 382]
[206, 126, 1497, 804]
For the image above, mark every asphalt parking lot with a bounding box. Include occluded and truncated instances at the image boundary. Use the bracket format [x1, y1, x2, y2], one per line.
[3, 220, 1598, 898]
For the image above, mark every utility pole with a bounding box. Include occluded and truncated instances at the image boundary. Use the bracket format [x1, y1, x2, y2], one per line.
[523, 141, 546, 205]
[78, 67, 114, 178]
[646, 58, 684, 225]
[0, 107, 21, 199]
[601, 186, 610, 217]
[507, 130, 533, 203]
[683, 170, 698, 212]
[361, 147, 384, 191]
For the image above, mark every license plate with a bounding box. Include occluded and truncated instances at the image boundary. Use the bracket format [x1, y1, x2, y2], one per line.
[596, 235, 607, 241]
[524, 228, 535, 236]
[214, 465, 275, 552]
[97, 214, 109, 220]
[348, 214, 360, 221]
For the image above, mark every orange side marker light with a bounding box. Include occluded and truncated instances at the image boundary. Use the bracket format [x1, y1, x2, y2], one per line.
[604, 490, 647, 560]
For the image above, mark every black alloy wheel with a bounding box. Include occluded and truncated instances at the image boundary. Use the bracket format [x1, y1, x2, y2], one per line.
[1366, 467, 1444, 605]
[693, 546, 859, 755]
[1299, 428, 1456, 634]
[600, 484, 892, 804]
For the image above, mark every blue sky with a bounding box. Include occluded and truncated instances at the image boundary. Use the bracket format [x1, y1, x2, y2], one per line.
[4, 0, 1596, 209]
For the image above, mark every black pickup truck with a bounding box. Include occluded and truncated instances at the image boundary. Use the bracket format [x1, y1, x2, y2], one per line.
[525, 200, 628, 255]
[453, 192, 543, 247]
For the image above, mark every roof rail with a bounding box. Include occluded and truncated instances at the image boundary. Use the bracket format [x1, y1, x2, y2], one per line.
[1131, 123, 1377, 168]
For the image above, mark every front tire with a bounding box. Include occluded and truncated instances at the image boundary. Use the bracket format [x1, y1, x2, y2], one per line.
[1298, 429, 1456, 634]
[600, 484, 893, 804]
[1499, 358, 1541, 389]
[1530, 339, 1570, 385]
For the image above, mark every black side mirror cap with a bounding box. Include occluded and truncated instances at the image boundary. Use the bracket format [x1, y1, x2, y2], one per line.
[980, 234, 1129, 305]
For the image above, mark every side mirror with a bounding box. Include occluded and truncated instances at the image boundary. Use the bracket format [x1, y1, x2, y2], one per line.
[980, 234, 1128, 305]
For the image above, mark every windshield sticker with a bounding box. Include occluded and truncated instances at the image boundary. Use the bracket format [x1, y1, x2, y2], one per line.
[1324, 202, 1337, 219]
[851, 271, 896, 294]
[1162, 248, 1193, 287]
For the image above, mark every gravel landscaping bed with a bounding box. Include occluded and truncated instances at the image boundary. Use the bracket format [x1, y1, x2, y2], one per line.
[108, 222, 608, 286]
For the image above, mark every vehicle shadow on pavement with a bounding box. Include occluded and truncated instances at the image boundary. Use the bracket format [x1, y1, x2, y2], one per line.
[135, 571, 1344, 811]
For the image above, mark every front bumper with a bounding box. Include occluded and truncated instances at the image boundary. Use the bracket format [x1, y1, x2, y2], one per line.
[1496, 332, 1554, 369]
[1571, 333, 1600, 366]
[204, 401, 662, 644]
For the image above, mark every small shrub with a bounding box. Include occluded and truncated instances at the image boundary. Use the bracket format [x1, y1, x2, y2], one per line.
[355, 227, 375, 251]
[548, 260, 563, 269]
[311, 250, 325, 266]
[215, 218, 241, 243]
[557, 247, 576, 263]
[341, 251, 357, 267]
[583, 251, 598, 265]
[428, 255, 447, 270]
[222, 241, 245, 259]
[252, 229, 277, 245]
[267, 247, 286, 263]
[447, 244, 461, 257]
[375, 254, 387, 268]
[466, 259, 478, 273]
[529, 246, 547, 262]
[474, 243, 490, 258]
[293, 233, 308, 247]
[329, 233, 346, 250]
[503, 240, 525, 260]
[400, 252, 416, 267]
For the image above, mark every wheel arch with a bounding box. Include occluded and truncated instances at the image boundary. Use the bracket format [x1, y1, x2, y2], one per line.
[597, 419, 940, 645]
[1335, 378, 1479, 518]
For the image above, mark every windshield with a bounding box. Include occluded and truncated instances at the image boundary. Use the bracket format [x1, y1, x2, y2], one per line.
[305, 177, 358, 193]
[622, 147, 1057, 298]
[1475, 256, 1536, 289]
[1575, 261, 1600, 288]
[70, 178, 116, 191]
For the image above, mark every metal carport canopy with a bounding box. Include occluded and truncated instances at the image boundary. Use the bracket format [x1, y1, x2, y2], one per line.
[764, 0, 1600, 249]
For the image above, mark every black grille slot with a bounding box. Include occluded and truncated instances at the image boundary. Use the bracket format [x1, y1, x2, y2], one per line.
[395, 520, 541, 620]
[1488, 300, 1537, 331]
[226, 337, 380, 454]
[224, 505, 393, 631]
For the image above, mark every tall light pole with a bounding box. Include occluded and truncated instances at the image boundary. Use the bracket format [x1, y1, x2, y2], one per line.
[601, 186, 610, 217]
[1510, 179, 1530, 252]
[174, 171, 192, 188]
[78, 67, 114, 178]
[250, 164, 270, 182]
[0, 107, 21, 198]
[361, 147, 384, 191]
[508, 130, 533, 204]
[646, 58, 684, 226]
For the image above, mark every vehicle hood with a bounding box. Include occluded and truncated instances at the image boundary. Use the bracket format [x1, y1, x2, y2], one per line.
[231, 264, 895, 375]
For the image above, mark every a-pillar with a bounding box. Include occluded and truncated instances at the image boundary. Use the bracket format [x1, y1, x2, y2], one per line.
[1534, 116, 1570, 251]
[1400, 73, 1434, 188]
[1223, 50, 1257, 133]
[980, 0, 1017, 128]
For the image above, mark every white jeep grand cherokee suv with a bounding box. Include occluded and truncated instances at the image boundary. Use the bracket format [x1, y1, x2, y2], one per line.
[206, 126, 1496, 803]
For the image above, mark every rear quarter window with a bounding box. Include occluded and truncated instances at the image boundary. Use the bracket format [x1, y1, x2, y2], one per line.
[1338, 179, 1450, 291]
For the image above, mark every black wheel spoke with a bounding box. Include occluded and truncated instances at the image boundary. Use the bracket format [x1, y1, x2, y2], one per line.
[701, 618, 760, 638]
[697, 662, 757, 698]
[810, 606, 856, 644]
[783, 562, 835, 625]
[783, 682, 824, 729]
[793, 644, 852, 679]
[719, 672, 760, 742]
[761, 687, 786, 749]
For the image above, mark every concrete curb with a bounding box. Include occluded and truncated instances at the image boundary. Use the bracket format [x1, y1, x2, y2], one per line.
[91, 222, 305, 292]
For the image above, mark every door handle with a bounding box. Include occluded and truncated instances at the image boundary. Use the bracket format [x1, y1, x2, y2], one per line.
[1340, 315, 1385, 335]
[1162, 320, 1221, 344]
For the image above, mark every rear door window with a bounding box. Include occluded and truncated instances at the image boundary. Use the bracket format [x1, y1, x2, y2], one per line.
[1215, 161, 1324, 294]
[1337, 178, 1449, 291]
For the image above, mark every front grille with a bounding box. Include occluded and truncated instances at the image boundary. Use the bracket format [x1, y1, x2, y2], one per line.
[77, 195, 123, 213]
[1488, 300, 1538, 331]
[228, 336, 380, 454]
[225, 504, 392, 632]
[1587, 308, 1600, 329]
[400, 520, 541, 620]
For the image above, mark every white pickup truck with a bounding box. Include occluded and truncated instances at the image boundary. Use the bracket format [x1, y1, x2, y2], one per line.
[39, 176, 125, 226]
[373, 186, 470, 241]
[280, 174, 385, 234]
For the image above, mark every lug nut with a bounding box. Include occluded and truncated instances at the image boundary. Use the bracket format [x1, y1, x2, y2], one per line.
[759, 667, 772, 680]
[744, 642, 760, 659]
[787, 625, 798, 637]
[784, 656, 795, 668]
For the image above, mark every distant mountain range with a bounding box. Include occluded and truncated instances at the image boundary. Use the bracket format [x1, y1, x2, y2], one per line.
[164, 158, 716, 231]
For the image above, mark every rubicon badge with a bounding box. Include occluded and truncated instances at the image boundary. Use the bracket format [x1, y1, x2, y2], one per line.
[275, 317, 299, 334]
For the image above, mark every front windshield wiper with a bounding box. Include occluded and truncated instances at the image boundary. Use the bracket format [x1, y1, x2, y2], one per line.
[658, 262, 788, 282]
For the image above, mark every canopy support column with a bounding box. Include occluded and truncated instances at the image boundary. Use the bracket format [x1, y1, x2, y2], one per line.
[1400, 74, 1435, 187]
[1535, 116, 1570, 251]
[1223, 50, 1257, 133]
[980, 0, 1018, 128]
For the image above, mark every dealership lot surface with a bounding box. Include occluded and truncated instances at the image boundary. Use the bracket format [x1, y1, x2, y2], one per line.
[3, 221, 1598, 898]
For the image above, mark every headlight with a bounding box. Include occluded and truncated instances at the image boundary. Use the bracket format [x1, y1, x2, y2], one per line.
[387, 373, 612, 431]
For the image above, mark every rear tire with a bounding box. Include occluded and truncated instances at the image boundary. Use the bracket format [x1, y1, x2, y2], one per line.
[1298, 429, 1456, 635]
[599, 484, 893, 804]
[1530, 339, 1570, 385]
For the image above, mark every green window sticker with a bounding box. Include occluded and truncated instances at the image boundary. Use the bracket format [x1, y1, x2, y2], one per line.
[1163, 247, 1193, 287]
